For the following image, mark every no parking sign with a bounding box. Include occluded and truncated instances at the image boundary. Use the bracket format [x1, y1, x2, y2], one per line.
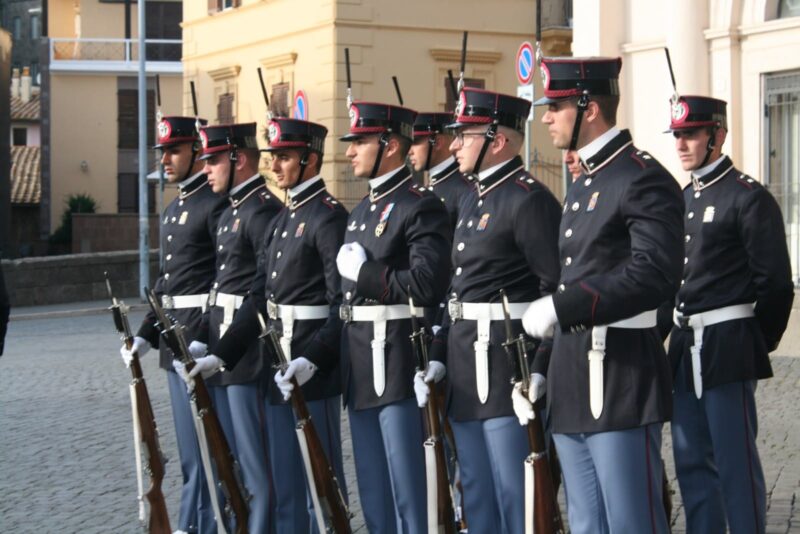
[293, 90, 308, 120]
[515, 41, 535, 86]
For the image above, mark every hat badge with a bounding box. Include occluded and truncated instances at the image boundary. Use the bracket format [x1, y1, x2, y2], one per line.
[157, 120, 171, 141]
[454, 92, 466, 119]
[540, 62, 550, 90]
[199, 129, 209, 149]
[349, 105, 359, 129]
[268, 121, 280, 144]
[672, 99, 689, 123]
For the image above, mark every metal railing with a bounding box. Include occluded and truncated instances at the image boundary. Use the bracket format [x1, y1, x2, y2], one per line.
[49, 38, 181, 65]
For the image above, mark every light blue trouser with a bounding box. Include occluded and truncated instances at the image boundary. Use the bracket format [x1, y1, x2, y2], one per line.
[167, 370, 216, 533]
[211, 383, 274, 534]
[672, 357, 765, 534]
[266, 396, 347, 534]
[449, 415, 529, 534]
[348, 397, 427, 534]
[553, 423, 669, 534]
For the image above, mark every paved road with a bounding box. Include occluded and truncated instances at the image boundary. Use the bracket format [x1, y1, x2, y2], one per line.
[1, 309, 798, 532]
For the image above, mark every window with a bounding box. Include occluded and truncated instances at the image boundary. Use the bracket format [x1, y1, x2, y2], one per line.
[145, 1, 182, 61]
[117, 89, 155, 149]
[270, 82, 290, 118]
[30, 61, 39, 85]
[444, 77, 485, 112]
[30, 14, 40, 40]
[12, 128, 27, 146]
[208, 0, 240, 14]
[12, 16, 21, 40]
[117, 173, 156, 214]
[217, 92, 235, 124]
[779, 0, 800, 18]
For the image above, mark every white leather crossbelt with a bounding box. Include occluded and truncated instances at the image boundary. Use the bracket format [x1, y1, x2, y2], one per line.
[161, 293, 208, 311]
[673, 303, 755, 399]
[339, 304, 427, 397]
[589, 309, 658, 420]
[211, 291, 245, 338]
[448, 299, 531, 404]
[267, 300, 329, 360]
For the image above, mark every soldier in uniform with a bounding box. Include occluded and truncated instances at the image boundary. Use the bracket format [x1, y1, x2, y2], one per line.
[666, 95, 793, 534]
[178, 122, 283, 533]
[205, 117, 349, 533]
[407, 112, 472, 230]
[422, 87, 561, 533]
[336, 101, 452, 533]
[521, 57, 684, 534]
[120, 115, 226, 534]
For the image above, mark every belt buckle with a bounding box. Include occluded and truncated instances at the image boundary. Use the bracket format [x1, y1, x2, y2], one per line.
[208, 289, 217, 307]
[267, 300, 279, 320]
[448, 298, 463, 322]
[161, 295, 174, 309]
[339, 304, 352, 323]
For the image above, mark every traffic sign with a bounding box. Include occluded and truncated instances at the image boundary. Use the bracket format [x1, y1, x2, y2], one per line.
[515, 41, 535, 86]
[293, 90, 308, 120]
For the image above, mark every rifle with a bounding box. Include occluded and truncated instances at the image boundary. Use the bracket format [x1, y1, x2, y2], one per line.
[258, 312, 352, 533]
[409, 294, 457, 534]
[500, 290, 564, 534]
[105, 275, 171, 534]
[144, 288, 251, 534]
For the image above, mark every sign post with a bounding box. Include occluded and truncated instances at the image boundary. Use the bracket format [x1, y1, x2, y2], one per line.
[515, 41, 535, 171]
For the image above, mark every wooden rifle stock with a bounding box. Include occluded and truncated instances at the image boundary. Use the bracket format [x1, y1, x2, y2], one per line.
[408, 294, 457, 534]
[106, 277, 171, 533]
[261, 319, 351, 533]
[500, 290, 564, 534]
[144, 289, 250, 533]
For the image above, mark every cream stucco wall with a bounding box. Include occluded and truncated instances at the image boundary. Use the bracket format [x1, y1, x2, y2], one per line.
[182, 0, 565, 206]
[573, 0, 800, 186]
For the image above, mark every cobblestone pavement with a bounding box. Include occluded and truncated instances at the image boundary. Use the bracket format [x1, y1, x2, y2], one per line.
[1, 310, 798, 533]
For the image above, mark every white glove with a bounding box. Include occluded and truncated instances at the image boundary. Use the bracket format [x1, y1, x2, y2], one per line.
[431, 325, 442, 336]
[336, 242, 367, 281]
[413, 361, 446, 407]
[511, 373, 547, 425]
[173, 355, 224, 392]
[120, 336, 150, 367]
[274, 357, 318, 401]
[522, 295, 558, 339]
[188, 340, 208, 359]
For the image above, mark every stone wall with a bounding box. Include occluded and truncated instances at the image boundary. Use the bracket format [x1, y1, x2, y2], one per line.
[1, 250, 159, 306]
[72, 214, 160, 253]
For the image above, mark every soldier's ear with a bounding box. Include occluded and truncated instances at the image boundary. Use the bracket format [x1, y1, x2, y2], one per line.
[585, 100, 602, 123]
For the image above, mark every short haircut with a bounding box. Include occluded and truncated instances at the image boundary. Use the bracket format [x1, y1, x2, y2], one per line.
[498, 126, 524, 151]
[592, 95, 620, 126]
[393, 134, 411, 158]
[239, 147, 261, 167]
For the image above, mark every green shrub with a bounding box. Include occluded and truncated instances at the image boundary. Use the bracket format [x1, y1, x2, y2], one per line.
[49, 193, 98, 245]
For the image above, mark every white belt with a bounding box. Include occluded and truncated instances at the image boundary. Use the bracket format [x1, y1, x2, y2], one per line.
[211, 292, 244, 338]
[448, 299, 530, 404]
[673, 303, 755, 399]
[340, 304, 426, 397]
[161, 293, 208, 312]
[589, 309, 658, 420]
[267, 300, 329, 360]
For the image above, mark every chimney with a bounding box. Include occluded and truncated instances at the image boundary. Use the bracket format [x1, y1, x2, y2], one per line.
[10, 68, 20, 99]
[20, 66, 32, 103]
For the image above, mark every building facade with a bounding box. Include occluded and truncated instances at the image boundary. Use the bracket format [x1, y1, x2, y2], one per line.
[572, 0, 800, 282]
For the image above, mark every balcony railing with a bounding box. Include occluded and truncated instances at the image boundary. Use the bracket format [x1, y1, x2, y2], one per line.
[49, 38, 182, 74]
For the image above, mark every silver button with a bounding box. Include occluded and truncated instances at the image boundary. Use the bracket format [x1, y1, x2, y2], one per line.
[223, 226, 228, 232]
[558, 283, 565, 292]
[271, 271, 277, 279]
[166, 254, 172, 261]
[220, 263, 226, 270]
[218, 245, 223, 251]
[290, 212, 295, 219]
[571, 202, 580, 211]
[457, 242, 465, 251]
[688, 212, 694, 219]
[565, 228, 573, 238]
[370, 205, 376, 211]
[681, 279, 685, 285]
[685, 235, 691, 242]
[455, 267, 463, 276]
[584, 178, 592, 186]
[565, 257, 572, 265]
[164, 273, 170, 280]
[684, 257, 688, 264]
[359, 224, 366, 231]
[281, 231, 288, 238]
[346, 291, 352, 299]
[478, 200, 483, 207]
[214, 282, 219, 288]
[171, 217, 177, 223]
[694, 191, 701, 198]
[167, 235, 173, 242]
[467, 220, 473, 228]
[679, 302, 685, 309]
[179, 200, 184, 206]
[233, 209, 238, 216]
[276, 251, 282, 258]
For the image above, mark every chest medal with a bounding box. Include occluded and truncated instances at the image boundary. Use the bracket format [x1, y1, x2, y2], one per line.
[375, 203, 395, 237]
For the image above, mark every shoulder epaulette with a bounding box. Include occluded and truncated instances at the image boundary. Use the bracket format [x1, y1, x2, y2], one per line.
[736, 173, 758, 190]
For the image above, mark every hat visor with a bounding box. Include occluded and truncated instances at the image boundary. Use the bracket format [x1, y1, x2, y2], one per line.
[443, 121, 468, 131]
[339, 133, 365, 142]
[532, 95, 567, 106]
